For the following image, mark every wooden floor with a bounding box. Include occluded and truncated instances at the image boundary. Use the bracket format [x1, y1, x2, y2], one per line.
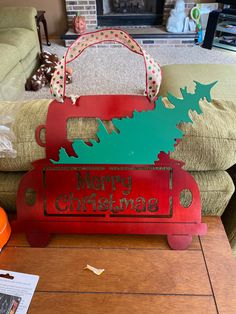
[1, 217, 236, 313]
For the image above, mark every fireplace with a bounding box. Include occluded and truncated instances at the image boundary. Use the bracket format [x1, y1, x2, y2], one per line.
[96, 0, 165, 26]
[63, 0, 198, 47]
[64, 1, 197, 30]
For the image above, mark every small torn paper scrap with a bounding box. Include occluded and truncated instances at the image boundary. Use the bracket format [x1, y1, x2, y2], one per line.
[84, 265, 105, 276]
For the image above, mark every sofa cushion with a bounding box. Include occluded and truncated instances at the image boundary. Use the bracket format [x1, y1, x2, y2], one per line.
[192, 170, 235, 216]
[0, 99, 50, 171]
[159, 64, 236, 103]
[0, 63, 26, 101]
[0, 28, 36, 60]
[20, 46, 39, 78]
[0, 170, 234, 216]
[0, 7, 38, 32]
[0, 96, 235, 171]
[171, 98, 236, 171]
[0, 43, 20, 81]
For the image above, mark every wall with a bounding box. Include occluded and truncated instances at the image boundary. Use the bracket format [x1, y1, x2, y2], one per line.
[0, 0, 68, 38]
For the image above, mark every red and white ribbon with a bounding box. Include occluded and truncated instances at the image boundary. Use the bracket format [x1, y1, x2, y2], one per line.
[50, 28, 162, 103]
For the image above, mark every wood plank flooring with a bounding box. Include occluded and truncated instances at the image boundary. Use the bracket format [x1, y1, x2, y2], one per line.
[1, 216, 235, 313]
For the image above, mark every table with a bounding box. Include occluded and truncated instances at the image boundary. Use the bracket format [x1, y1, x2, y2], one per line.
[1, 217, 236, 313]
[35, 10, 51, 52]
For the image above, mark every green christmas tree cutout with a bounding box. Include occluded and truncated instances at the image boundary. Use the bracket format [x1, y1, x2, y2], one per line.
[51, 81, 216, 165]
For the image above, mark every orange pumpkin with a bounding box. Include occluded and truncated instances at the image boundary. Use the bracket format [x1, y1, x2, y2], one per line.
[73, 15, 86, 34]
[0, 207, 11, 250]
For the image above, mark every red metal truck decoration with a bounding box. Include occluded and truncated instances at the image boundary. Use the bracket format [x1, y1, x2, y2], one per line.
[13, 81, 215, 248]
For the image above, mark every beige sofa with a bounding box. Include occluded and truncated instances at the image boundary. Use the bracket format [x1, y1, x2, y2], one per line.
[0, 7, 40, 101]
[0, 64, 235, 255]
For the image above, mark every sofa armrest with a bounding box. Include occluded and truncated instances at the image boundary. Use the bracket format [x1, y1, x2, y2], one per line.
[0, 7, 37, 32]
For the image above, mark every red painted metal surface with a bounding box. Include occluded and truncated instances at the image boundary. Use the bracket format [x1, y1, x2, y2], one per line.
[35, 96, 154, 161]
[13, 96, 207, 249]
